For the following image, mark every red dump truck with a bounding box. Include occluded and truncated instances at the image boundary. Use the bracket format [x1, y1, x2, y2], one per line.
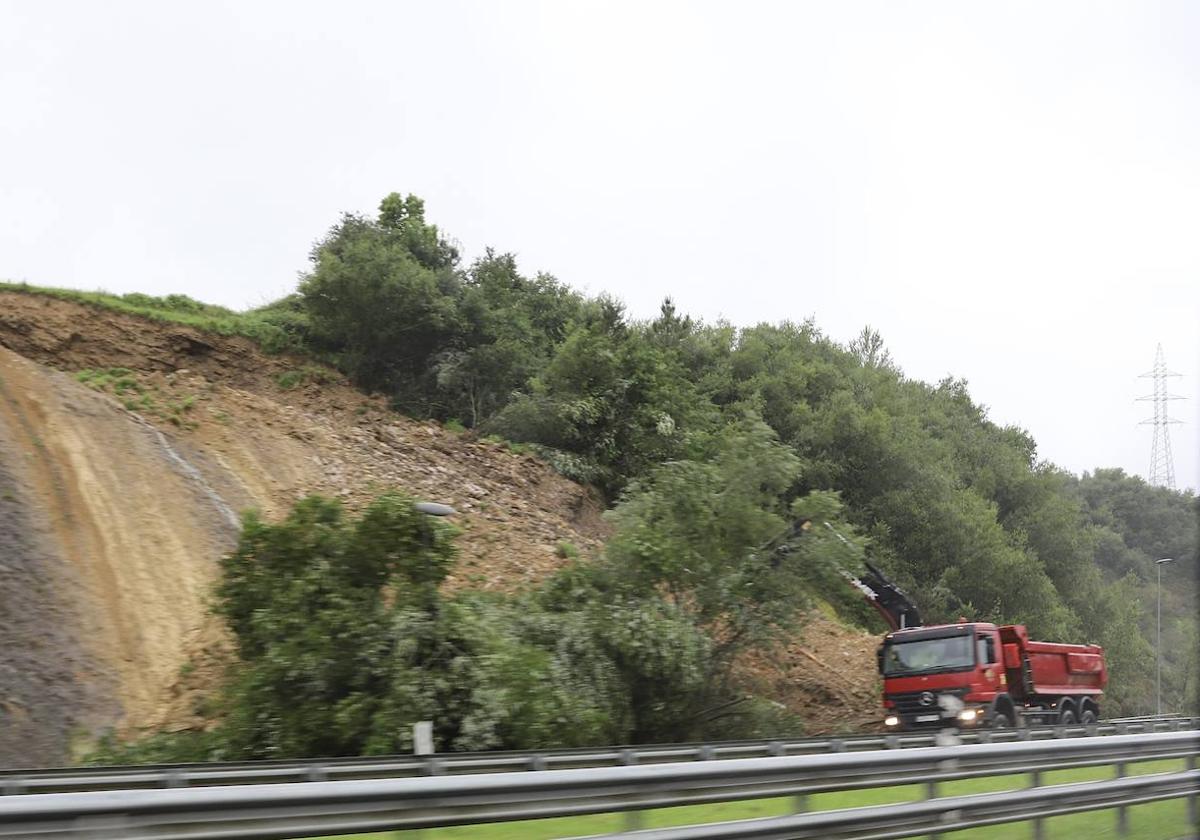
[835, 549, 1107, 730]
[878, 621, 1107, 730]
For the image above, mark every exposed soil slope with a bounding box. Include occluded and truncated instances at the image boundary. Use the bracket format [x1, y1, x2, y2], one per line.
[736, 611, 884, 734]
[0, 291, 607, 766]
[0, 390, 120, 766]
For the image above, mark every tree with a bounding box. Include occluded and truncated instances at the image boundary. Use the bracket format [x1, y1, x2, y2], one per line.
[377, 192, 459, 271]
[214, 493, 456, 756]
[435, 251, 581, 426]
[486, 297, 713, 496]
[526, 415, 817, 742]
[848, 325, 895, 371]
[603, 415, 805, 652]
[299, 196, 461, 411]
[208, 492, 632, 757]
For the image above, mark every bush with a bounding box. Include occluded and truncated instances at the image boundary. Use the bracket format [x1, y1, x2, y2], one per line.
[275, 365, 339, 390]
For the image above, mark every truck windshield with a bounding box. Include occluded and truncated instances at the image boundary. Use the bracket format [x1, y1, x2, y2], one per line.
[882, 635, 974, 675]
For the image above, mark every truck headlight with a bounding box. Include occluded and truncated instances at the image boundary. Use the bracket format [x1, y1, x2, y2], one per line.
[958, 709, 979, 722]
[884, 715, 899, 727]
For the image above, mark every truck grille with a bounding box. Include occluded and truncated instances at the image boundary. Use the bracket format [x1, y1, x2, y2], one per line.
[889, 688, 968, 715]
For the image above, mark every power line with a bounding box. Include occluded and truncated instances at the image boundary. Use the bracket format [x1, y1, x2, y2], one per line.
[1136, 344, 1184, 490]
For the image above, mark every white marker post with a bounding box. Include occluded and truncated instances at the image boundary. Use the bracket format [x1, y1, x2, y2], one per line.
[413, 720, 434, 755]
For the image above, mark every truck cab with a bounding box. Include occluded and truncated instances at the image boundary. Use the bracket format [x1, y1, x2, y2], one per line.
[879, 622, 1009, 730]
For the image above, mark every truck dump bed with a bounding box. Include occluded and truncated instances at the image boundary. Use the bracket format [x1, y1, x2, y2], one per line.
[999, 625, 1106, 697]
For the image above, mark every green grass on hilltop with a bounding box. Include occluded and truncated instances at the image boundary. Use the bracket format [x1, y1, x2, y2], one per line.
[0, 281, 310, 355]
[313, 758, 1194, 840]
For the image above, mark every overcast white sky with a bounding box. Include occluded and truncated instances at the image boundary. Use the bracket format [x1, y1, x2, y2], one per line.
[2, 1, 1197, 491]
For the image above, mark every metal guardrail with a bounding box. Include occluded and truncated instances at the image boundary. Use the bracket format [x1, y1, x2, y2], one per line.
[583, 771, 1200, 839]
[4, 716, 1196, 796]
[1106, 713, 1191, 724]
[0, 730, 1195, 839]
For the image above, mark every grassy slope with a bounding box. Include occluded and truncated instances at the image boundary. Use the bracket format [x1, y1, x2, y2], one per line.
[322, 758, 1193, 840]
[0, 282, 307, 354]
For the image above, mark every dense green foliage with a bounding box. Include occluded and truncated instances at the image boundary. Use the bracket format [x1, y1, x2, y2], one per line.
[1071, 469, 1198, 713]
[70, 190, 1199, 763]
[297, 196, 587, 423]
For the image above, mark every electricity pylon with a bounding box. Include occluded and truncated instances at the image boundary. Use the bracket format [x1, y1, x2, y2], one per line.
[1137, 344, 1184, 490]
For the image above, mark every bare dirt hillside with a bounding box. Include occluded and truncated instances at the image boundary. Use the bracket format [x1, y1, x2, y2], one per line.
[0, 291, 607, 766]
[0, 290, 882, 765]
[736, 611, 884, 734]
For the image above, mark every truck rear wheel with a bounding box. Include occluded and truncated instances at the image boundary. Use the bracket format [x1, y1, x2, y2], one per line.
[1059, 707, 1077, 725]
[1080, 708, 1097, 725]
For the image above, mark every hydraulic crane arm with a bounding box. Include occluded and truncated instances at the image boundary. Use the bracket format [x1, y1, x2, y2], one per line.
[847, 559, 921, 631]
[760, 517, 922, 631]
[822, 522, 922, 631]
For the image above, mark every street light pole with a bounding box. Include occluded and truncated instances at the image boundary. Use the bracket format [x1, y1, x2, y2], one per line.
[1155, 558, 1174, 716]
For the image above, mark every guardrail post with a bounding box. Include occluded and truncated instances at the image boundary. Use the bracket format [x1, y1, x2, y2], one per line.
[792, 793, 809, 814]
[619, 749, 644, 831]
[1115, 760, 1128, 837]
[1188, 754, 1197, 827]
[925, 780, 940, 840]
[1029, 770, 1044, 840]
